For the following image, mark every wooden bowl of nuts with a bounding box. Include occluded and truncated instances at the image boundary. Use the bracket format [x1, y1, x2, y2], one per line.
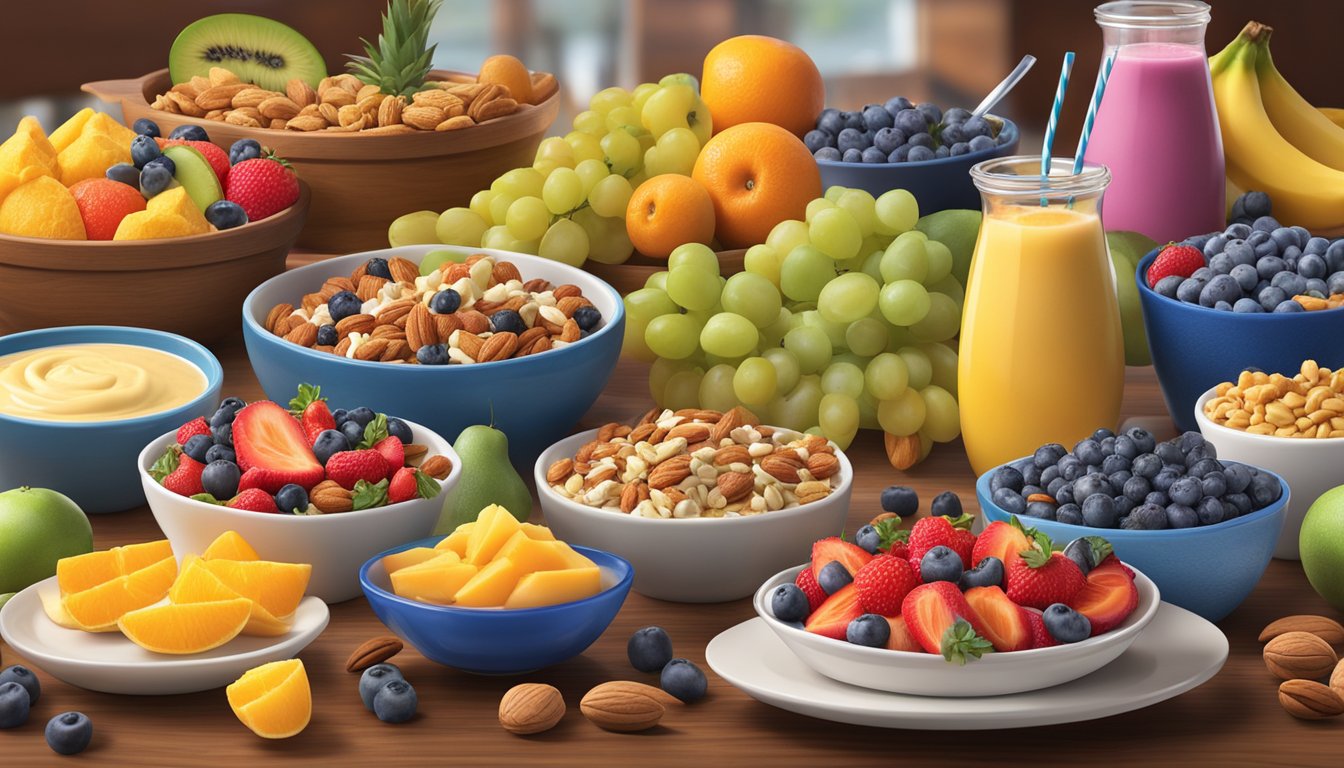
[82, 67, 560, 253]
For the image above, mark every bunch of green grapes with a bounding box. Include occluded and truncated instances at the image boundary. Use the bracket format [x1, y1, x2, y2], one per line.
[624, 186, 962, 463]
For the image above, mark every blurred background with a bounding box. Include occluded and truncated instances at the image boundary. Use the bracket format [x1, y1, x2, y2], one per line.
[6, 0, 1342, 146]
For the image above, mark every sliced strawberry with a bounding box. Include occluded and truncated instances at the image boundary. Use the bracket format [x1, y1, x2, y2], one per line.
[325, 449, 390, 490]
[803, 583, 861, 640]
[1068, 560, 1139, 636]
[907, 513, 975, 563]
[963, 586, 1033, 652]
[227, 488, 279, 513]
[162, 455, 205, 497]
[795, 566, 827, 613]
[231, 401, 325, 490]
[388, 466, 418, 504]
[176, 417, 211, 445]
[901, 581, 992, 663]
[853, 554, 918, 616]
[809, 537, 873, 583]
[374, 436, 405, 477]
[1024, 608, 1058, 649]
[288, 384, 336, 444]
[884, 614, 923, 652]
[971, 518, 1033, 567]
[1096, 553, 1136, 580]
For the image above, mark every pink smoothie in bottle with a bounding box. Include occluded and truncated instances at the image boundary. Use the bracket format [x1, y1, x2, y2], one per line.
[1084, 42, 1224, 243]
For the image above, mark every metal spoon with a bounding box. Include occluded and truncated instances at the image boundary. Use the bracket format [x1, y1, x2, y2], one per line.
[972, 55, 1037, 118]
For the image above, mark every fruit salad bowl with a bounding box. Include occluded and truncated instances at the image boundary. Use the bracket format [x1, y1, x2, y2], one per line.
[360, 536, 632, 674]
[84, 69, 560, 252]
[138, 418, 460, 603]
[754, 563, 1159, 698]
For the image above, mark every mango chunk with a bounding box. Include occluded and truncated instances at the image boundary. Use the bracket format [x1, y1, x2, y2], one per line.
[505, 567, 602, 609]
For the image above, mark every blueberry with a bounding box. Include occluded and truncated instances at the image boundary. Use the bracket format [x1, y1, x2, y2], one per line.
[1203, 234, 1229, 257]
[1289, 225, 1311, 248]
[1063, 538, 1097, 574]
[1059, 457, 1085, 482]
[959, 556, 1005, 590]
[1022, 462, 1043, 485]
[1270, 227, 1298, 253]
[1194, 496, 1224, 526]
[1166, 503, 1198, 528]
[1043, 603, 1092, 643]
[817, 108, 844, 135]
[1101, 454, 1130, 475]
[968, 134, 997, 153]
[201, 460, 240, 499]
[106, 162, 140, 187]
[846, 614, 891, 648]
[365, 257, 392, 280]
[312, 429, 350, 465]
[1057, 484, 1077, 505]
[958, 116, 990, 140]
[907, 132, 935, 149]
[1224, 240, 1255, 266]
[949, 142, 972, 156]
[990, 466, 1023, 493]
[930, 490, 962, 518]
[854, 524, 881, 555]
[894, 108, 927, 135]
[385, 417, 412, 444]
[1116, 435, 1142, 461]
[1271, 270, 1307, 297]
[1187, 457, 1223, 479]
[359, 663, 404, 710]
[130, 134, 161, 169]
[1223, 462, 1253, 493]
[1034, 443, 1066, 469]
[275, 483, 309, 514]
[1074, 473, 1113, 501]
[341, 407, 373, 428]
[1200, 471, 1227, 499]
[627, 625, 674, 672]
[907, 145, 936, 162]
[1249, 472, 1282, 507]
[415, 343, 450, 365]
[814, 146, 841, 161]
[839, 147, 862, 163]
[573, 305, 602, 332]
[0, 681, 29, 729]
[1072, 438, 1103, 467]
[862, 105, 894, 131]
[1209, 253, 1235, 274]
[1056, 504, 1084, 525]
[920, 545, 963, 584]
[840, 110, 865, 130]
[1252, 215, 1281, 233]
[0, 666, 39, 706]
[1122, 475, 1152, 503]
[168, 124, 209, 142]
[138, 160, 173, 197]
[1041, 465, 1061, 486]
[181, 433, 212, 463]
[1225, 222, 1253, 239]
[1232, 297, 1264, 313]
[884, 96, 914, 116]
[1145, 491, 1170, 508]
[1025, 501, 1057, 520]
[837, 127, 867, 154]
[818, 560, 853, 594]
[42, 711, 93, 756]
[1154, 440, 1184, 466]
[1175, 276, 1206, 303]
[1274, 299, 1305, 312]
[943, 107, 972, 125]
[660, 658, 707, 703]
[914, 102, 942, 125]
[328, 290, 363, 323]
[1103, 473, 1128, 494]
[881, 485, 919, 517]
[341, 419, 366, 445]
[1115, 495, 1136, 517]
[1256, 285, 1287, 311]
[316, 324, 338, 346]
[1167, 476, 1202, 507]
[1199, 274, 1242, 306]
[332, 408, 349, 425]
[132, 117, 160, 137]
[1329, 241, 1344, 272]
[992, 487, 1027, 515]
[1242, 191, 1272, 218]
[860, 146, 887, 163]
[941, 123, 966, 145]
[1122, 503, 1169, 530]
[1306, 278, 1328, 296]
[228, 138, 262, 165]
[1022, 484, 1045, 498]
[205, 199, 248, 230]
[1080, 494, 1118, 528]
[771, 584, 811, 623]
[220, 396, 245, 411]
[210, 402, 242, 429]
[1224, 492, 1251, 517]
[373, 679, 418, 724]
[1330, 271, 1344, 296]
[1129, 453, 1161, 480]
[211, 422, 233, 447]
[803, 129, 834, 153]
[204, 444, 235, 465]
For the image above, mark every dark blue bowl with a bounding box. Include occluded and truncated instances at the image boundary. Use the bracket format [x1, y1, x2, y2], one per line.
[1137, 247, 1344, 433]
[0, 326, 222, 513]
[975, 461, 1287, 622]
[815, 119, 1019, 212]
[360, 536, 633, 674]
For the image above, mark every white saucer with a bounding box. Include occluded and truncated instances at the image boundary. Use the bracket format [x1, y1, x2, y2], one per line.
[706, 603, 1227, 730]
[0, 576, 329, 695]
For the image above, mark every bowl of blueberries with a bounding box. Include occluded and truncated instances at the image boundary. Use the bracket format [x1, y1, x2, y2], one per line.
[975, 427, 1287, 622]
[805, 97, 1019, 213]
[1138, 192, 1344, 432]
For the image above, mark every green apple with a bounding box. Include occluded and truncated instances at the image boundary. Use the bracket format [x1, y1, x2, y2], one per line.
[438, 425, 533, 533]
[641, 84, 712, 147]
[915, 209, 981, 286]
[0, 487, 92, 594]
[1300, 486, 1344, 610]
[1106, 230, 1158, 367]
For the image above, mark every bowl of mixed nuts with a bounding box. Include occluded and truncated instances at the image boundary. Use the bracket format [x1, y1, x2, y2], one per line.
[533, 406, 853, 603]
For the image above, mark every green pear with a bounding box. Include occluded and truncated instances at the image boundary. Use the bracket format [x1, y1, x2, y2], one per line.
[1300, 486, 1344, 610]
[0, 487, 92, 594]
[437, 425, 533, 533]
[915, 209, 981, 285]
[1106, 230, 1159, 367]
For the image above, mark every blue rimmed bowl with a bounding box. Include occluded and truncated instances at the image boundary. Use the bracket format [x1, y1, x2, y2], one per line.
[0, 326, 222, 513]
[359, 536, 632, 674]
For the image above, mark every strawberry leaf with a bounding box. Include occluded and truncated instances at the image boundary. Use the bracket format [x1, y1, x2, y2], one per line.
[414, 469, 441, 499]
[190, 493, 223, 505]
[358, 413, 389, 450]
[946, 512, 976, 530]
[939, 618, 994, 665]
[287, 383, 325, 416]
[352, 478, 389, 510]
[150, 445, 181, 483]
[1082, 535, 1114, 565]
[874, 518, 909, 549]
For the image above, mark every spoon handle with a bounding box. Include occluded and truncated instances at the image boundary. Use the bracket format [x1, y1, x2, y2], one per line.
[973, 55, 1037, 118]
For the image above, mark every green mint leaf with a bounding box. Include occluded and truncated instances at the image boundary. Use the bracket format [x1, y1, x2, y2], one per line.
[352, 478, 389, 510]
[189, 493, 223, 506]
[414, 469, 441, 500]
[358, 413, 389, 450]
[150, 445, 181, 483]
[287, 383, 324, 416]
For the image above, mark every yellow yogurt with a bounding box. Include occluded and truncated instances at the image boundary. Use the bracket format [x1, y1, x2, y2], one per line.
[0, 343, 207, 422]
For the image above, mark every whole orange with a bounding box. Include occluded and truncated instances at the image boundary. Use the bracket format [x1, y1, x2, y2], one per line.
[701, 35, 824, 138]
[625, 174, 716, 260]
[478, 54, 534, 105]
[691, 122, 821, 249]
[69, 177, 146, 241]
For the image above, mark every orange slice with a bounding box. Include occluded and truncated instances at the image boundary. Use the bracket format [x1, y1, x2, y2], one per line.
[201, 531, 260, 562]
[56, 539, 173, 595]
[169, 557, 292, 637]
[201, 560, 311, 618]
[115, 540, 174, 574]
[227, 659, 311, 739]
[117, 598, 251, 654]
[61, 556, 178, 631]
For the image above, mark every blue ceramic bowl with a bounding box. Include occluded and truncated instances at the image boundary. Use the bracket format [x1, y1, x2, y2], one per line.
[1137, 247, 1344, 433]
[242, 245, 624, 468]
[359, 536, 633, 674]
[975, 461, 1287, 622]
[0, 326, 222, 513]
[816, 119, 1019, 212]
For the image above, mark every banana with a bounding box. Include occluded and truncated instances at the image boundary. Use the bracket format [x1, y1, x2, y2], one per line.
[1209, 29, 1344, 233]
[1251, 24, 1344, 171]
[1319, 107, 1344, 130]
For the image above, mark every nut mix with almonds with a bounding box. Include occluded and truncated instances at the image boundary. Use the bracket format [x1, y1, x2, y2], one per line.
[546, 406, 842, 519]
[1205, 360, 1344, 438]
[265, 253, 604, 364]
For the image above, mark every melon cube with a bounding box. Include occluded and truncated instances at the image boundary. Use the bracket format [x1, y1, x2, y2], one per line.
[504, 567, 602, 609]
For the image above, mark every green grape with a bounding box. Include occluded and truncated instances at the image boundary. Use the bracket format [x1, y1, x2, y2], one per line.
[624, 287, 679, 325]
[481, 224, 513, 251]
[928, 273, 965, 306]
[809, 207, 862, 261]
[632, 82, 661, 113]
[818, 393, 859, 450]
[918, 426, 935, 462]
[564, 131, 604, 164]
[537, 218, 588, 266]
[861, 234, 891, 256]
[662, 368, 704, 410]
[434, 207, 487, 247]
[821, 361, 864, 398]
[886, 324, 917, 352]
[590, 86, 633, 114]
[419, 249, 466, 275]
[623, 316, 656, 362]
[541, 168, 584, 215]
[880, 231, 929, 283]
[824, 185, 847, 202]
[924, 239, 953, 286]
[864, 352, 909, 400]
[896, 346, 933, 390]
[877, 388, 926, 436]
[488, 192, 516, 227]
[800, 310, 848, 350]
[861, 250, 884, 284]
[572, 208, 634, 265]
[760, 306, 794, 349]
[573, 159, 609, 195]
[600, 130, 641, 176]
[783, 326, 832, 374]
[573, 109, 606, 136]
[387, 210, 440, 246]
[667, 266, 720, 311]
[771, 376, 823, 432]
[805, 197, 836, 222]
[668, 243, 719, 274]
[605, 105, 643, 134]
[721, 272, 782, 328]
[493, 167, 545, 199]
[643, 127, 701, 177]
[588, 174, 634, 218]
[921, 385, 960, 443]
[817, 272, 879, 323]
[700, 313, 759, 358]
[699, 364, 740, 412]
[743, 244, 782, 285]
[920, 342, 959, 395]
[506, 237, 539, 255]
[875, 188, 918, 235]
[505, 196, 551, 242]
[878, 279, 931, 326]
[649, 356, 684, 404]
[733, 357, 778, 406]
[832, 352, 871, 371]
[836, 189, 878, 238]
[535, 137, 575, 169]
[845, 317, 888, 357]
[908, 292, 962, 343]
[780, 245, 834, 302]
[857, 390, 880, 431]
[766, 219, 811, 256]
[644, 270, 669, 291]
[762, 347, 800, 395]
[469, 189, 496, 225]
[645, 312, 701, 359]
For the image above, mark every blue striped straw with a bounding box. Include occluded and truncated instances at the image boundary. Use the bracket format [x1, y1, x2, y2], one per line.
[1041, 51, 1076, 178]
[1072, 54, 1115, 175]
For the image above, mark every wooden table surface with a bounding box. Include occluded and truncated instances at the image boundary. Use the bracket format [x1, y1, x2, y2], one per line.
[3, 311, 1342, 766]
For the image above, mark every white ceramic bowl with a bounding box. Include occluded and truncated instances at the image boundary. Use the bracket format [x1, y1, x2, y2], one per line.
[753, 564, 1160, 697]
[534, 427, 853, 603]
[138, 418, 460, 603]
[1195, 386, 1335, 560]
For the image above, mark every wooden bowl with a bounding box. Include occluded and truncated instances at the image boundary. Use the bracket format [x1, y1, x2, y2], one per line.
[82, 69, 561, 253]
[0, 183, 309, 344]
[585, 249, 746, 296]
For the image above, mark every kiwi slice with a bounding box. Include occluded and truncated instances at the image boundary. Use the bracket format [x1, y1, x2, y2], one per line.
[169, 13, 326, 92]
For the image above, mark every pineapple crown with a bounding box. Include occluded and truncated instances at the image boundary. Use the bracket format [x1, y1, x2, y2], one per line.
[345, 0, 443, 98]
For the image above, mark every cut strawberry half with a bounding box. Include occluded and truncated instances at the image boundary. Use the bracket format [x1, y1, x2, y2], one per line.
[810, 537, 873, 583]
[1024, 608, 1058, 649]
[901, 581, 992, 662]
[970, 518, 1033, 567]
[884, 614, 923, 652]
[803, 583, 861, 640]
[1068, 560, 1139, 636]
[230, 401, 325, 491]
[963, 586, 1033, 652]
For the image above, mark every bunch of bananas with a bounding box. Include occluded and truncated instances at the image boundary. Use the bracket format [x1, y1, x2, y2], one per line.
[1210, 22, 1344, 234]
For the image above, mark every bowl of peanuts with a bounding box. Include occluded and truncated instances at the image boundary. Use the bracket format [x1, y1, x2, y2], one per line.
[242, 244, 623, 469]
[533, 406, 854, 603]
[82, 67, 560, 252]
[1195, 360, 1344, 559]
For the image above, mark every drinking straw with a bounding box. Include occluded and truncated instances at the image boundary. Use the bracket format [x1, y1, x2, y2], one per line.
[1040, 51, 1075, 178]
[1072, 54, 1115, 175]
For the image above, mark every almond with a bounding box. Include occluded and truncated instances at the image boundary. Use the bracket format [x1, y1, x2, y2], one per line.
[345, 636, 403, 672]
[283, 322, 318, 347]
[259, 95, 301, 121]
[310, 480, 353, 513]
[231, 87, 271, 109]
[336, 313, 376, 338]
[724, 405, 761, 427]
[434, 313, 462, 342]
[405, 303, 437, 351]
[648, 455, 693, 490]
[580, 681, 665, 732]
[806, 452, 840, 479]
[795, 480, 832, 504]
[1333, 658, 1344, 697]
[402, 443, 428, 464]
[802, 434, 833, 455]
[354, 338, 390, 361]
[716, 471, 754, 502]
[1279, 679, 1344, 719]
[403, 104, 447, 130]
[389, 257, 420, 284]
[377, 95, 405, 126]
[619, 482, 640, 513]
[265, 303, 294, 334]
[709, 408, 743, 444]
[499, 683, 565, 735]
[375, 298, 417, 327]
[714, 445, 751, 466]
[760, 452, 804, 483]
[455, 331, 485, 359]
[1260, 615, 1344, 646]
[356, 274, 389, 301]
[521, 336, 551, 356]
[492, 260, 522, 285]
[1264, 631, 1338, 680]
[884, 432, 921, 470]
[553, 284, 582, 300]
[546, 458, 574, 485]
[286, 79, 317, 107]
[555, 295, 592, 317]
[435, 115, 475, 131]
[196, 83, 250, 110]
[458, 310, 491, 335]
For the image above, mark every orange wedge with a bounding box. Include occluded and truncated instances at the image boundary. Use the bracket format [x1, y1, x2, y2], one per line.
[61, 556, 178, 631]
[56, 539, 173, 595]
[202, 560, 311, 618]
[116, 540, 175, 573]
[117, 598, 251, 654]
[202, 531, 260, 561]
[169, 557, 292, 637]
[227, 659, 311, 739]
[40, 588, 81, 629]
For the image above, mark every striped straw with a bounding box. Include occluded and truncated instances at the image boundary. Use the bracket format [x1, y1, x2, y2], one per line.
[1041, 51, 1076, 177]
[1072, 54, 1115, 175]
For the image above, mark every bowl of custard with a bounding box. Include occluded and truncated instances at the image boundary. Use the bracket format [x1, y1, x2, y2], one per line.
[0, 326, 222, 513]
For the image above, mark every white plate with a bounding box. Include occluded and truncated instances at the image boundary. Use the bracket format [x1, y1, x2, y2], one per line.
[706, 605, 1227, 730]
[0, 576, 329, 695]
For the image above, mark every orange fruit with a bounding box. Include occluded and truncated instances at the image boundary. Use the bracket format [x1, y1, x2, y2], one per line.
[61, 556, 178, 631]
[691, 122, 821, 249]
[57, 539, 173, 595]
[227, 659, 312, 739]
[170, 557, 292, 637]
[478, 54, 534, 105]
[701, 35, 824, 138]
[625, 174, 716, 260]
[117, 598, 251, 654]
[70, 177, 146, 240]
[201, 559, 311, 618]
[201, 530, 260, 562]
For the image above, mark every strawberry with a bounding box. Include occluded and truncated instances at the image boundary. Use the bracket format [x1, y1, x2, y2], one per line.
[888, 540, 910, 560]
[809, 537, 873, 583]
[288, 384, 336, 445]
[1024, 608, 1058, 649]
[1096, 553, 1136, 580]
[1005, 529, 1087, 610]
[176, 417, 211, 445]
[963, 586, 1032, 652]
[231, 401, 325, 491]
[227, 488, 279, 513]
[883, 615, 923, 652]
[162, 455, 205, 496]
[1146, 242, 1205, 288]
[388, 466, 419, 504]
[803, 583, 861, 640]
[795, 567, 827, 613]
[157, 138, 229, 185]
[374, 436, 405, 478]
[853, 554, 917, 616]
[901, 582, 993, 663]
[971, 518, 1034, 567]
[907, 513, 976, 565]
[236, 467, 265, 493]
[225, 153, 300, 222]
[325, 449, 390, 490]
[1068, 558, 1139, 635]
[907, 555, 922, 583]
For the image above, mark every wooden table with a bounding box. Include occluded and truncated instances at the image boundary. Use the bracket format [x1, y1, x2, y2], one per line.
[3, 332, 1341, 766]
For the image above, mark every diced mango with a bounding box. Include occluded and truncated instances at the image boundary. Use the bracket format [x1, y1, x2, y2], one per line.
[464, 505, 522, 566]
[520, 522, 556, 541]
[0, 117, 58, 182]
[553, 542, 597, 570]
[497, 532, 574, 574]
[435, 525, 473, 556]
[505, 567, 602, 609]
[390, 558, 478, 604]
[382, 547, 450, 575]
[453, 557, 523, 607]
[58, 130, 131, 186]
[47, 108, 94, 153]
[0, 175, 85, 239]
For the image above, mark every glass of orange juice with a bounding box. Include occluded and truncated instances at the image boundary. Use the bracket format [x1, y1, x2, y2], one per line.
[958, 156, 1124, 476]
